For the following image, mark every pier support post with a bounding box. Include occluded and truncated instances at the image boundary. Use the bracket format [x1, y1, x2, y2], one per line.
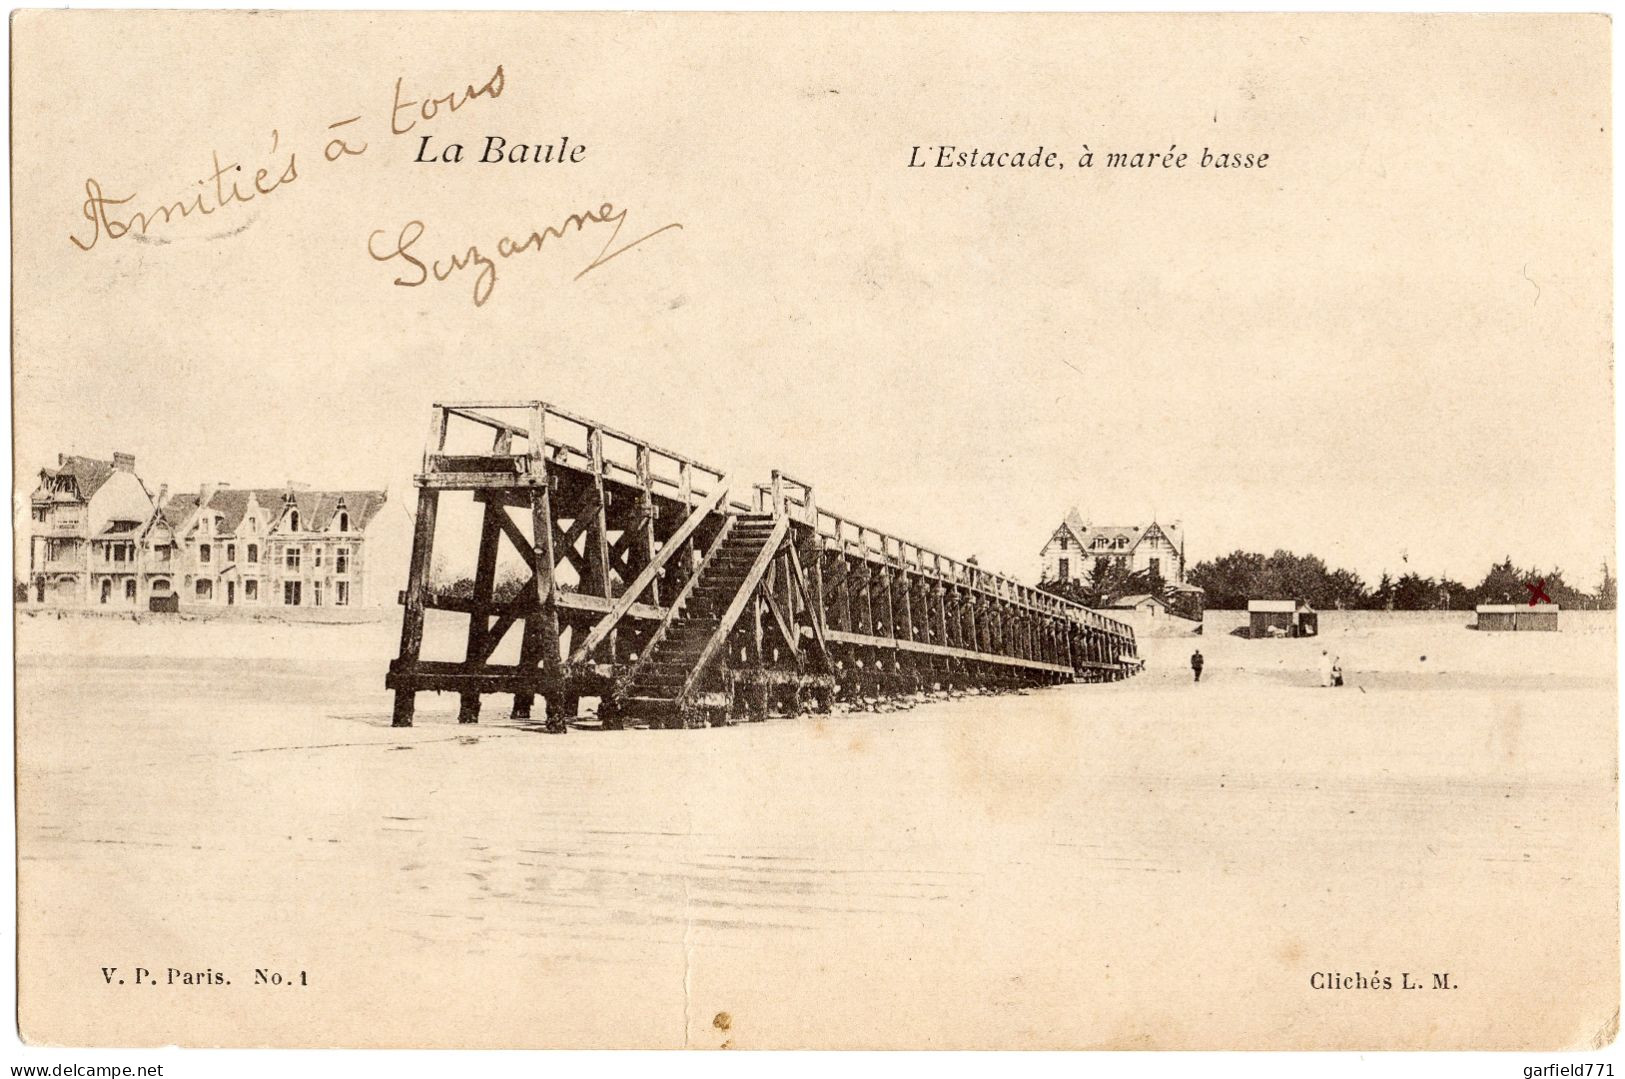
[391, 485, 441, 728]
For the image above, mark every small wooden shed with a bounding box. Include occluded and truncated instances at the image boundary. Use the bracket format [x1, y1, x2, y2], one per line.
[1475, 603, 1559, 632]
[1248, 599, 1319, 639]
[1106, 594, 1171, 617]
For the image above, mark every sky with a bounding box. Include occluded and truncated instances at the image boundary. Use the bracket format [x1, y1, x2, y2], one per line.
[11, 12, 1614, 591]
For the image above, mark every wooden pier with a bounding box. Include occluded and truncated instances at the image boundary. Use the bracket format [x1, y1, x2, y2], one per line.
[386, 401, 1140, 731]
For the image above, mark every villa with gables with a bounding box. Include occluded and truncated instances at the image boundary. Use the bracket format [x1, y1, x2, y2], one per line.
[25, 450, 387, 611]
[1039, 507, 1199, 595]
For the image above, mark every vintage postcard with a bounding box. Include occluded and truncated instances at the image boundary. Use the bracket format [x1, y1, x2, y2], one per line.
[10, 11, 1616, 1051]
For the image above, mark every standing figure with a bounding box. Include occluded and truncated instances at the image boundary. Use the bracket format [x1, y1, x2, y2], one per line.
[1190, 648, 1204, 684]
[1332, 656, 1344, 687]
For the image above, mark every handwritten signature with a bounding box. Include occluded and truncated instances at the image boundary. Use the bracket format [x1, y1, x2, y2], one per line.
[366, 205, 682, 307]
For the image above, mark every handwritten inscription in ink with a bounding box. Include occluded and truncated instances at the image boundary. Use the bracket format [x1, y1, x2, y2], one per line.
[366, 206, 683, 308]
[66, 65, 508, 250]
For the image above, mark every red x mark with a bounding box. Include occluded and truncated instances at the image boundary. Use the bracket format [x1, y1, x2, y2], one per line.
[1526, 579, 1552, 606]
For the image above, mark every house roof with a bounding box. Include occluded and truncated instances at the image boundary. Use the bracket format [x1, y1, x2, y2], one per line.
[1140, 521, 1185, 553]
[160, 493, 200, 531]
[207, 489, 259, 532]
[1108, 593, 1168, 609]
[1043, 514, 1090, 554]
[1081, 526, 1142, 549]
[260, 489, 387, 533]
[95, 520, 142, 538]
[165, 488, 388, 536]
[308, 490, 388, 531]
[1249, 599, 1312, 613]
[38, 455, 117, 502]
[1044, 514, 1186, 557]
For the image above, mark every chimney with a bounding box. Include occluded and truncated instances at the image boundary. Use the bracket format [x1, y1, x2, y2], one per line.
[113, 452, 135, 473]
[57, 453, 66, 466]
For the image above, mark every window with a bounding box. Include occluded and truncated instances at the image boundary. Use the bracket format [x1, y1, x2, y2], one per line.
[200, 543, 211, 563]
[313, 581, 323, 606]
[1058, 534, 1069, 550]
[1149, 557, 1161, 577]
[284, 580, 302, 606]
[247, 544, 258, 564]
[245, 579, 258, 602]
[286, 547, 301, 570]
[335, 548, 349, 574]
[337, 511, 349, 532]
[157, 546, 171, 562]
[200, 517, 209, 536]
[125, 580, 136, 601]
[1058, 557, 1070, 581]
[103, 546, 112, 562]
[314, 547, 323, 568]
[336, 581, 349, 606]
[288, 509, 300, 531]
[196, 579, 213, 601]
[226, 543, 236, 562]
[246, 516, 256, 531]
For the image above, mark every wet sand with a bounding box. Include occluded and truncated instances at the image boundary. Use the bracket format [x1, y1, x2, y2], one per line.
[15, 611, 1617, 1049]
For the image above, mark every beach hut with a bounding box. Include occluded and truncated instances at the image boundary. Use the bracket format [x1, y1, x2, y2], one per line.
[1475, 604, 1560, 632]
[1106, 594, 1170, 618]
[1247, 599, 1319, 639]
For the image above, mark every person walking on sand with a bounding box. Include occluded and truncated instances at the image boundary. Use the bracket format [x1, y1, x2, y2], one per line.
[1319, 649, 1334, 688]
[1332, 656, 1344, 687]
[1190, 648, 1204, 684]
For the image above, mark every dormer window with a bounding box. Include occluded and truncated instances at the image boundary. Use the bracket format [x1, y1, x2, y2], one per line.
[337, 511, 349, 533]
[288, 509, 300, 532]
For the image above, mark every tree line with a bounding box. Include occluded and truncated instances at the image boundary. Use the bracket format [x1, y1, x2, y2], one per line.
[1185, 550, 1615, 611]
[1038, 558, 1202, 617]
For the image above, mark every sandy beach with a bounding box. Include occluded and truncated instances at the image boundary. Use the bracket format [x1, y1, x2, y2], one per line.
[16, 609, 1617, 1049]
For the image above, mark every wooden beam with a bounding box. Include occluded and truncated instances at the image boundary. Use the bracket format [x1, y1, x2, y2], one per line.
[391, 485, 440, 727]
[784, 541, 831, 670]
[587, 426, 614, 603]
[513, 403, 562, 724]
[762, 586, 801, 661]
[636, 445, 659, 606]
[489, 508, 537, 582]
[458, 501, 506, 721]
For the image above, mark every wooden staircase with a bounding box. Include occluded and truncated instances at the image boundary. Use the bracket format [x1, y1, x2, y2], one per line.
[617, 513, 787, 727]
